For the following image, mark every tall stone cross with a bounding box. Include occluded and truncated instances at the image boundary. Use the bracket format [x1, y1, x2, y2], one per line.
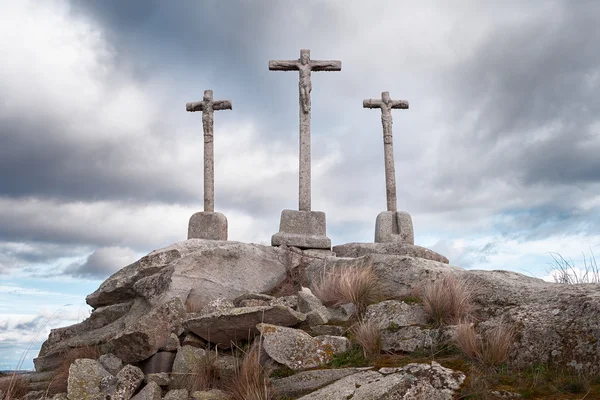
[269, 49, 341, 211]
[363, 92, 409, 212]
[186, 90, 232, 213]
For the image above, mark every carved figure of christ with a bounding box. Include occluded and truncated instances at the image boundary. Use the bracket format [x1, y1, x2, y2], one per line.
[186, 90, 232, 213]
[269, 49, 342, 211]
[363, 92, 409, 213]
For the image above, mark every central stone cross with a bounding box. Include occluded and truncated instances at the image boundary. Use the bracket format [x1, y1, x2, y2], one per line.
[269, 49, 341, 211]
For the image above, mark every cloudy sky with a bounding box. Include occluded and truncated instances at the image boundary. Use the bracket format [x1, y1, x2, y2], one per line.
[1, 0, 599, 370]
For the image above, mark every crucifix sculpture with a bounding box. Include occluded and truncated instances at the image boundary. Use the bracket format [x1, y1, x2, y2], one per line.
[269, 49, 341, 250]
[269, 49, 342, 211]
[185, 89, 232, 240]
[363, 91, 414, 244]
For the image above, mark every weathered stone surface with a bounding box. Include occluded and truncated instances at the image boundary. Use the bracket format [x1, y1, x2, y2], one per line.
[98, 353, 122, 376]
[145, 372, 170, 386]
[364, 300, 438, 352]
[272, 210, 331, 249]
[298, 362, 464, 399]
[169, 345, 208, 389]
[298, 289, 330, 326]
[333, 242, 448, 263]
[233, 293, 274, 307]
[138, 351, 177, 374]
[108, 297, 186, 363]
[131, 381, 162, 400]
[184, 305, 306, 347]
[51, 393, 68, 400]
[161, 332, 181, 352]
[272, 368, 370, 398]
[195, 298, 235, 315]
[181, 332, 206, 348]
[191, 388, 233, 399]
[188, 212, 227, 241]
[257, 323, 350, 370]
[112, 364, 144, 400]
[365, 300, 428, 327]
[164, 388, 189, 400]
[374, 211, 414, 245]
[270, 295, 298, 310]
[67, 359, 116, 400]
[309, 325, 345, 336]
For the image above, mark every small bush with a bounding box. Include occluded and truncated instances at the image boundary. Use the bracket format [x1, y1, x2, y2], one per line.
[229, 342, 273, 400]
[0, 374, 29, 400]
[312, 261, 381, 316]
[454, 323, 516, 367]
[421, 274, 474, 327]
[350, 319, 382, 360]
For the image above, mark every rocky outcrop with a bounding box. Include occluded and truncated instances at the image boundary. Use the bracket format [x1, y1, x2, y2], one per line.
[20, 238, 600, 399]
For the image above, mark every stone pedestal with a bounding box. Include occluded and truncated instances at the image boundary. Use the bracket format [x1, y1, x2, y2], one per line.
[375, 211, 414, 245]
[188, 212, 227, 240]
[271, 210, 331, 250]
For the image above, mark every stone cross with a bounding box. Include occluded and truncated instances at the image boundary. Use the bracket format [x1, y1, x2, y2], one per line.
[363, 92, 409, 212]
[269, 49, 341, 211]
[186, 90, 232, 212]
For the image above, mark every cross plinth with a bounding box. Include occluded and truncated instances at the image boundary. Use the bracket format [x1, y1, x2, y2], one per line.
[185, 89, 232, 241]
[364, 91, 414, 245]
[269, 49, 341, 250]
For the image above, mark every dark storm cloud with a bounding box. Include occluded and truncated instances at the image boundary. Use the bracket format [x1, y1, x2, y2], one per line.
[435, 1, 600, 193]
[64, 247, 137, 279]
[67, 0, 348, 131]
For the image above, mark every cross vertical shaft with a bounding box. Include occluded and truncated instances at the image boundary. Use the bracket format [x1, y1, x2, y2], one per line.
[363, 92, 409, 212]
[186, 89, 232, 212]
[269, 49, 342, 211]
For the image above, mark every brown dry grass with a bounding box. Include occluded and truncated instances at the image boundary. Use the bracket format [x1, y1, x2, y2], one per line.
[454, 323, 516, 367]
[229, 342, 274, 400]
[46, 345, 101, 395]
[421, 274, 475, 327]
[312, 261, 381, 316]
[185, 296, 205, 313]
[0, 373, 29, 400]
[178, 349, 221, 393]
[351, 319, 382, 360]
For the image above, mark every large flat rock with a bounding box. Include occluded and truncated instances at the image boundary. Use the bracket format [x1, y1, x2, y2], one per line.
[333, 242, 449, 263]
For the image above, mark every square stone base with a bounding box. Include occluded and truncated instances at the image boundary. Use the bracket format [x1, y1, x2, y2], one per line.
[271, 210, 331, 250]
[375, 211, 414, 245]
[188, 211, 228, 241]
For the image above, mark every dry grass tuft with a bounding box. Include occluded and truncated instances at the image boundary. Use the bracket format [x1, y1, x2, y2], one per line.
[0, 373, 29, 400]
[185, 295, 205, 313]
[178, 349, 221, 393]
[421, 274, 475, 327]
[350, 319, 382, 360]
[312, 261, 381, 316]
[47, 345, 101, 395]
[454, 323, 516, 367]
[229, 342, 274, 400]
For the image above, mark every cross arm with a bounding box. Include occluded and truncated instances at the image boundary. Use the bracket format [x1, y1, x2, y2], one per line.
[390, 100, 409, 109]
[269, 60, 300, 71]
[363, 99, 383, 109]
[309, 60, 342, 71]
[186, 101, 204, 112]
[212, 100, 232, 111]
